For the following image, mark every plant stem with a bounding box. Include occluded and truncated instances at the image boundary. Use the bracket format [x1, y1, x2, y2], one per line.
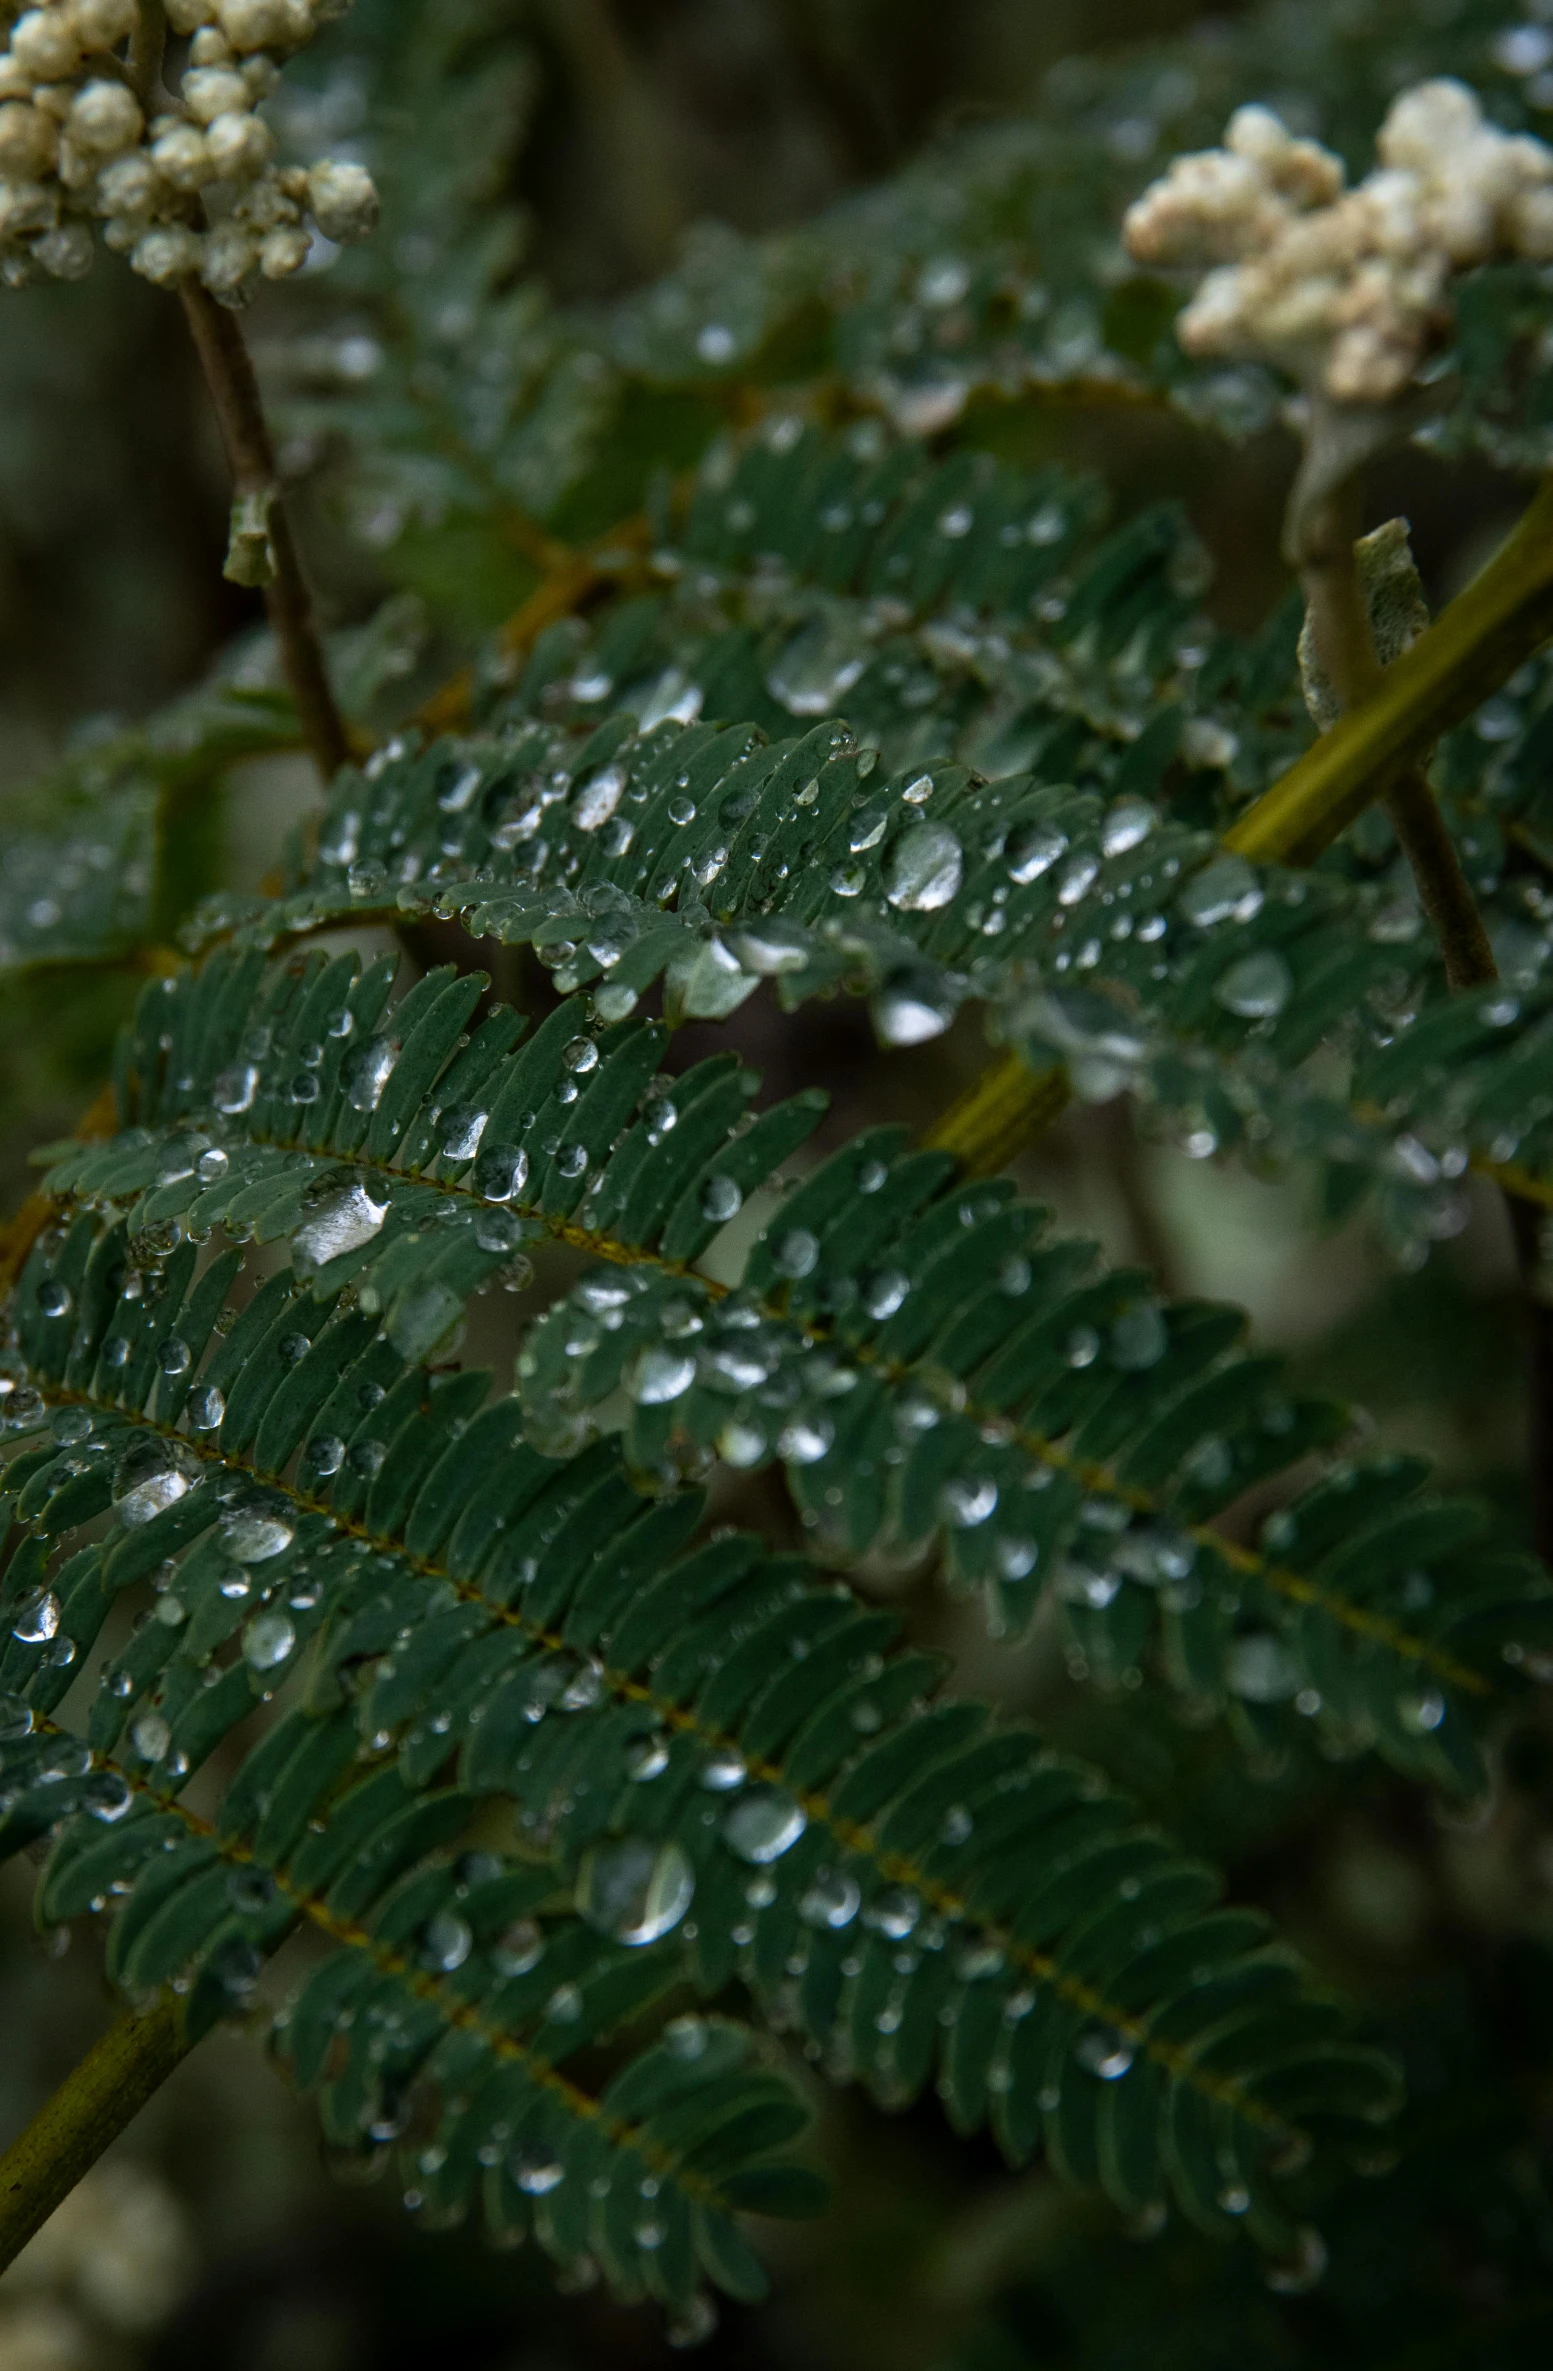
[923, 1055, 1070, 1175]
[0, 1999, 193, 2275]
[1227, 473, 1553, 867]
[1287, 473, 1496, 992]
[128, 0, 166, 109]
[178, 280, 351, 782]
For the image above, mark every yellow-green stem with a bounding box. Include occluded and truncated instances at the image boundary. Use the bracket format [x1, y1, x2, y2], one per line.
[1227, 474, 1553, 866]
[0, 1999, 192, 2275]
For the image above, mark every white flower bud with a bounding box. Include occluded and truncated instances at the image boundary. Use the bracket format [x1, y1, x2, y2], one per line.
[0, 59, 33, 102]
[240, 54, 278, 98]
[32, 217, 92, 276]
[131, 222, 202, 281]
[152, 121, 216, 190]
[182, 66, 249, 123]
[9, 10, 81, 81]
[189, 27, 236, 63]
[306, 157, 377, 243]
[206, 106, 272, 179]
[0, 176, 57, 233]
[66, 78, 142, 156]
[94, 146, 157, 212]
[0, 100, 58, 176]
[164, 0, 217, 30]
[258, 220, 308, 274]
[200, 217, 257, 296]
[234, 165, 298, 225]
[1131, 76, 1553, 408]
[217, 0, 311, 52]
[68, 0, 138, 48]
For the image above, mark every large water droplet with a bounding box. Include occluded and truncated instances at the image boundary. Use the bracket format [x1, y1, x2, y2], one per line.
[872, 968, 954, 1046]
[12, 1589, 61, 1644]
[799, 1868, 860, 1928]
[1111, 1305, 1168, 1370]
[343, 1037, 398, 1113]
[439, 1107, 488, 1162]
[37, 1280, 72, 1319]
[243, 1610, 297, 1672]
[131, 1711, 171, 1762]
[113, 1440, 201, 1528]
[1225, 1632, 1298, 1702]
[221, 1502, 295, 1563]
[188, 1384, 225, 1431]
[211, 1061, 259, 1114]
[422, 1909, 472, 1972]
[861, 1270, 909, 1321]
[766, 618, 868, 715]
[575, 1836, 695, 1946]
[85, 1772, 133, 1822]
[726, 919, 811, 976]
[631, 1347, 697, 1405]
[1006, 823, 1066, 885]
[1214, 949, 1292, 1019]
[941, 1476, 998, 1527]
[491, 1917, 545, 1976]
[292, 1181, 389, 1277]
[1180, 855, 1263, 929]
[572, 763, 628, 831]
[700, 1174, 743, 1224]
[1101, 798, 1155, 856]
[885, 824, 963, 913]
[723, 1786, 807, 1864]
[474, 1143, 528, 1203]
[1074, 2023, 1135, 2079]
[772, 1228, 819, 1280]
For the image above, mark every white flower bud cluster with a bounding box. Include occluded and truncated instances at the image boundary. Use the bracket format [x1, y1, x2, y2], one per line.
[0, 0, 378, 298]
[1124, 81, 1553, 405]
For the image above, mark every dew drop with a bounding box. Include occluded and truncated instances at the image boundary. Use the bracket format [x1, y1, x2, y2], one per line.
[12, 1589, 61, 1644]
[723, 1786, 807, 1864]
[1074, 2023, 1135, 2080]
[242, 1610, 297, 1671]
[799, 1869, 860, 1929]
[699, 1174, 743, 1224]
[221, 1504, 295, 1563]
[113, 1440, 201, 1528]
[884, 824, 963, 912]
[1214, 949, 1293, 1019]
[343, 1037, 399, 1113]
[474, 1143, 528, 1203]
[575, 1836, 695, 1946]
[632, 1347, 697, 1405]
[1180, 855, 1263, 929]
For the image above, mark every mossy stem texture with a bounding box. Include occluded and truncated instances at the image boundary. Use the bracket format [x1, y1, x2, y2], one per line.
[0, 1999, 193, 2276]
[178, 281, 352, 783]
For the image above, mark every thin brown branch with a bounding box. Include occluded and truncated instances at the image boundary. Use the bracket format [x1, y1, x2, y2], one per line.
[178, 280, 351, 783]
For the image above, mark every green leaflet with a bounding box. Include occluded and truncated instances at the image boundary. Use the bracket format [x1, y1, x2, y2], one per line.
[0, 1210, 1395, 2257]
[162, 410, 1553, 1252]
[55, 949, 1551, 1783]
[25, 1707, 812, 2315]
